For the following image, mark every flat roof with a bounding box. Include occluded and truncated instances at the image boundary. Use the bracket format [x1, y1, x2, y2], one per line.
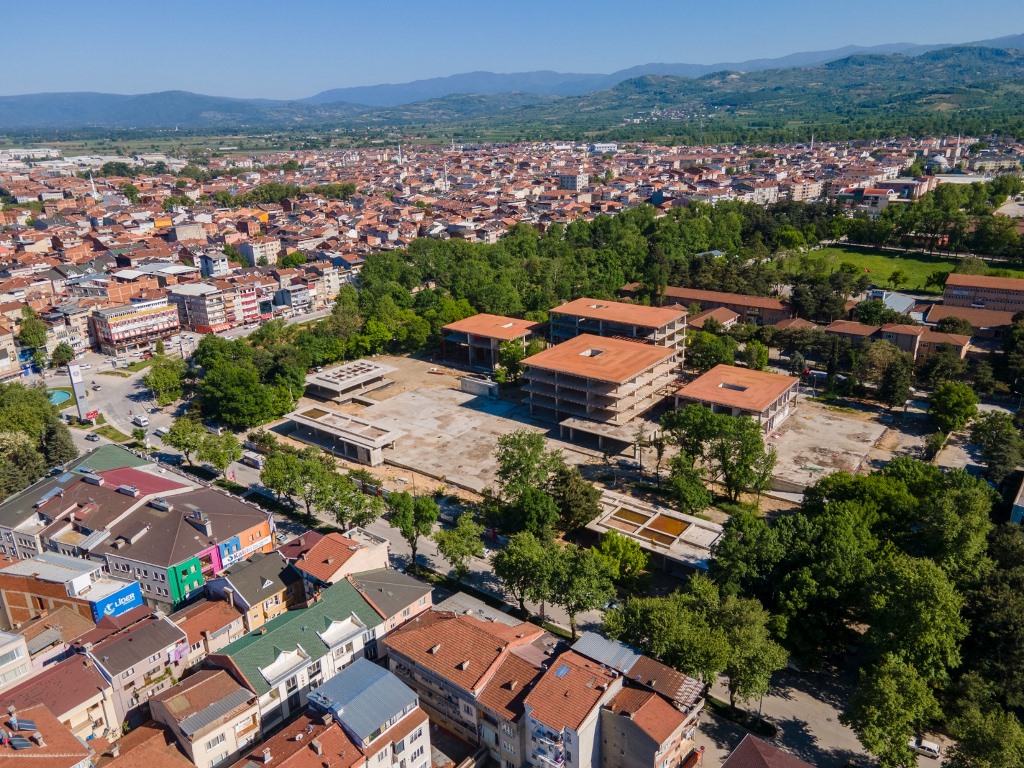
[287, 407, 404, 449]
[305, 359, 396, 394]
[551, 298, 686, 328]
[676, 364, 798, 413]
[1, 551, 101, 582]
[443, 313, 540, 340]
[523, 334, 676, 384]
[587, 490, 723, 570]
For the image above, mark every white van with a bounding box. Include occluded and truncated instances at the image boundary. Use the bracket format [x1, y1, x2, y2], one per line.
[908, 737, 941, 759]
[153, 426, 169, 438]
[132, 415, 150, 428]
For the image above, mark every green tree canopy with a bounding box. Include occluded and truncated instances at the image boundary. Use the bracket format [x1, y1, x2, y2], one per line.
[434, 513, 485, 579]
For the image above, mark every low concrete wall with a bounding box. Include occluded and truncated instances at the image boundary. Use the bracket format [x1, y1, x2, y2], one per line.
[460, 376, 499, 398]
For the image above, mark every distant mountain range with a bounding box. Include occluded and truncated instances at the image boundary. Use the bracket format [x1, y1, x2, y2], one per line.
[0, 32, 1022, 132]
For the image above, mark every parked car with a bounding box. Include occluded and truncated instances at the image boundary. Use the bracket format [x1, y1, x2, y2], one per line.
[908, 737, 941, 759]
[92, 383, 101, 391]
[85, 433, 100, 442]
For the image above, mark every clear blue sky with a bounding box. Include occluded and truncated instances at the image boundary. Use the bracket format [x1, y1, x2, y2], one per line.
[2, 0, 1021, 98]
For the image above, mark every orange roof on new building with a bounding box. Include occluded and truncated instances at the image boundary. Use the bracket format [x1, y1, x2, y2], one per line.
[551, 298, 686, 328]
[677, 365, 798, 413]
[477, 652, 544, 721]
[524, 650, 617, 732]
[442, 313, 540, 340]
[523, 334, 677, 384]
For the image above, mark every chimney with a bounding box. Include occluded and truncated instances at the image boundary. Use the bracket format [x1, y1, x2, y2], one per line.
[110, 743, 121, 758]
[262, 747, 272, 764]
[311, 739, 323, 756]
[32, 731, 44, 747]
[224, 587, 235, 608]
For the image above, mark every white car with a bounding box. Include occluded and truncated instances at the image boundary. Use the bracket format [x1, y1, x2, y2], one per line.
[78, 364, 91, 370]
[908, 737, 941, 759]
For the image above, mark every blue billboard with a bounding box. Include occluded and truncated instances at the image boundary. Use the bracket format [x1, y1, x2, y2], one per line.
[91, 582, 144, 622]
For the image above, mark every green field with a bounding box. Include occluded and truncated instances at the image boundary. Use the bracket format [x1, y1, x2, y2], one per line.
[811, 246, 1024, 294]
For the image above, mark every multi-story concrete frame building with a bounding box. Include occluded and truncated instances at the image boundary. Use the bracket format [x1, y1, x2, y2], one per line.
[523, 334, 678, 427]
[943, 273, 1024, 312]
[90, 295, 180, 355]
[549, 298, 686, 352]
[168, 283, 233, 334]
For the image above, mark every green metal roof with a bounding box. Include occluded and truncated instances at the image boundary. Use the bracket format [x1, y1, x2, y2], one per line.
[76, 444, 150, 472]
[212, 580, 382, 695]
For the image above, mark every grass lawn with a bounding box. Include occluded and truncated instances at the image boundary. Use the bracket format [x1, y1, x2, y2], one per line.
[811, 245, 1024, 294]
[49, 385, 77, 410]
[93, 425, 131, 442]
[99, 370, 132, 378]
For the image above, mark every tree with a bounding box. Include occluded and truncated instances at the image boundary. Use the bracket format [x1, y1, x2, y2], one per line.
[596, 530, 649, 586]
[667, 453, 712, 514]
[887, 268, 909, 289]
[131, 427, 147, 445]
[969, 412, 1024, 484]
[0, 432, 45, 498]
[163, 418, 206, 465]
[118, 182, 140, 203]
[50, 342, 74, 369]
[155, 338, 166, 356]
[687, 331, 736, 372]
[316, 471, 381, 530]
[492, 532, 554, 613]
[842, 654, 942, 768]
[198, 432, 242, 472]
[388, 492, 439, 571]
[434, 513, 485, 579]
[719, 593, 789, 708]
[547, 464, 601, 531]
[260, 448, 302, 507]
[742, 340, 769, 371]
[878, 354, 915, 409]
[661, 404, 720, 465]
[945, 706, 1024, 768]
[865, 553, 966, 684]
[929, 381, 979, 434]
[710, 508, 784, 598]
[17, 307, 47, 351]
[706, 416, 775, 502]
[550, 544, 616, 639]
[494, 429, 564, 503]
[919, 344, 967, 388]
[41, 421, 77, 466]
[935, 316, 975, 336]
[495, 340, 528, 384]
[142, 356, 188, 405]
[505, 486, 560, 541]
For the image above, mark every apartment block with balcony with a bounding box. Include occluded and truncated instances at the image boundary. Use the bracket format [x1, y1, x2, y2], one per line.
[308, 658, 431, 768]
[522, 651, 622, 768]
[207, 580, 383, 731]
[0, 654, 119, 743]
[79, 613, 189, 727]
[549, 298, 686, 351]
[90, 296, 180, 355]
[168, 283, 234, 334]
[150, 669, 260, 768]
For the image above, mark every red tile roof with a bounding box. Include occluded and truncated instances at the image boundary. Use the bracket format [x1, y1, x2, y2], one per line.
[477, 653, 543, 721]
[0, 704, 92, 768]
[170, 600, 243, 646]
[0, 656, 109, 719]
[606, 687, 686, 745]
[524, 650, 617, 732]
[95, 723, 193, 768]
[945, 272, 1024, 292]
[291, 533, 364, 583]
[383, 612, 543, 696]
[721, 734, 813, 768]
[227, 714, 364, 768]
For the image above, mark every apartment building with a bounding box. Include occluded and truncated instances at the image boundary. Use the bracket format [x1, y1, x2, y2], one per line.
[90, 295, 180, 354]
[549, 298, 686, 351]
[522, 651, 623, 768]
[238, 237, 281, 266]
[558, 172, 590, 192]
[199, 251, 230, 279]
[0, 655, 119, 742]
[208, 580, 383, 730]
[522, 334, 679, 426]
[150, 670, 260, 768]
[169, 599, 246, 669]
[0, 704, 94, 768]
[675, 365, 799, 433]
[77, 613, 189, 727]
[205, 551, 305, 632]
[382, 609, 546, 761]
[226, 713, 365, 768]
[0, 632, 31, 692]
[168, 283, 234, 333]
[308, 658, 431, 768]
[347, 568, 433, 636]
[441, 313, 541, 371]
[291, 531, 390, 596]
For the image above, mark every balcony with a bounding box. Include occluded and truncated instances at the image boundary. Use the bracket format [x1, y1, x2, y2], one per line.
[532, 729, 562, 747]
[532, 748, 565, 767]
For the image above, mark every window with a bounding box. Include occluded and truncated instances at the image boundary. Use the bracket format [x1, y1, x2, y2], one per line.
[285, 676, 298, 693]
[402, 607, 410, 617]
[501, 723, 513, 737]
[0, 666, 26, 686]
[411, 746, 424, 761]
[121, 667, 135, 679]
[205, 733, 226, 751]
[210, 751, 229, 767]
[501, 740, 515, 754]
[308, 660, 322, 677]
[0, 646, 23, 666]
[410, 728, 422, 743]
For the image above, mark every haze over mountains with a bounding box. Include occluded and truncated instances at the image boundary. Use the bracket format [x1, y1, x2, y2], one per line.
[1, 32, 1023, 131]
